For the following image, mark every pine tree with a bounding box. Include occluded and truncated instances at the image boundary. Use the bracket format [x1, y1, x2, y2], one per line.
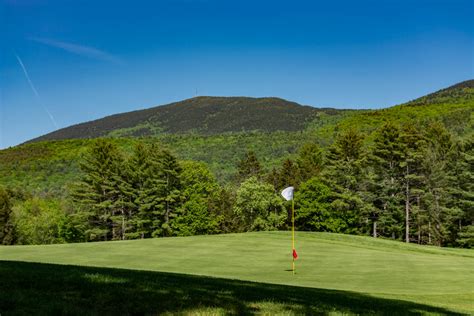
[399, 123, 426, 243]
[127, 143, 153, 239]
[296, 143, 324, 182]
[450, 134, 474, 246]
[323, 129, 368, 234]
[419, 122, 458, 245]
[72, 139, 124, 241]
[277, 158, 300, 190]
[237, 151, 262, 181]
[137, 147, 182, 237]
[369, 123, 405, 239]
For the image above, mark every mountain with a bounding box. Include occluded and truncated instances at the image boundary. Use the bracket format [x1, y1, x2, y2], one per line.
[28, 97, 344, 143]
[2, 80, 472, 193]
[28, 80, 474, 144]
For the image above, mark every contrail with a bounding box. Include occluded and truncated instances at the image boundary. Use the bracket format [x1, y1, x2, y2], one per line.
[29, 37, 123, 65]
[15, 54, 58, 129]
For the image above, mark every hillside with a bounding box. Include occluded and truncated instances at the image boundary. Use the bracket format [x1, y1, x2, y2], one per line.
[1, 232, 473, 314]
[28, 97, 342, 142]
[308, 79, 474, 142]
[1, 80, 472, 193]
[28, 80, 474, 144]
[407, 79, 474, 106]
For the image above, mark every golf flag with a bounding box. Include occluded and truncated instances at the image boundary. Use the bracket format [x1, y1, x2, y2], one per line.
[281, 186, 294, 201]
[281, 186, 297, 273]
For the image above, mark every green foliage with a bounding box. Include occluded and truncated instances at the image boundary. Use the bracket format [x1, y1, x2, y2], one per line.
[208, 185, 238, 233]
[171, 161, 221, 236]
[72, 139, 126, 241]
[31, 96, 329, 142]
[295, 178, 338, 231]
[237, 151, 262, 182]
[234, 177, 286, 231]
[456, 225, 474, 248]
[296, 142, 324, 182]
[172, 200, 221, 236]
[368, 123, 405, 238]
[12, 197, 66, 245]
[180, 160, 219, 199]
[0, 81, 473, 247]
[149, 149, 182, 237]
[0, 187, 15, 245]
[322, 129, 368, 234]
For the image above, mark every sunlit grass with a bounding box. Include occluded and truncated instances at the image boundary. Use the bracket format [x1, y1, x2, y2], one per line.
[1, 231, 473, 314]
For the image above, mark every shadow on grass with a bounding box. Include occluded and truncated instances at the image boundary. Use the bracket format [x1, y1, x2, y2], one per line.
[0, 260, 464, 315]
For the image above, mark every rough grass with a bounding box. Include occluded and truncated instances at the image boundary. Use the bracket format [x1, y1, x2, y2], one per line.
[1, 232, 473, 315]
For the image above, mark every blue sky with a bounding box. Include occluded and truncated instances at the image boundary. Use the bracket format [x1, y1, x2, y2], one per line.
[1, 0, 473, 148]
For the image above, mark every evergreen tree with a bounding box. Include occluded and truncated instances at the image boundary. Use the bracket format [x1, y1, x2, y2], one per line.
[277, 158, 301, 190]
[150, 149, 182, 237]
[323, 129, 368, 234]
[456, 225, 474, 248]
[127, 143, 154, 238]
[369, 123, 405, 239]
[208, 185, 238, 233]
[418, 122, 459, 245]
[399, 123, 426, 243]
[72, 139, 124, 241]
[450, 134, 474, 246]
[110, 166, 136, 240]
[237, 151, 262, 181]
[296, 143, 324, 182]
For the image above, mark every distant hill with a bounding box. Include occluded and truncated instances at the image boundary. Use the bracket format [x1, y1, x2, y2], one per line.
[28, 97, 343, 143]
[405, 79, 474, 106]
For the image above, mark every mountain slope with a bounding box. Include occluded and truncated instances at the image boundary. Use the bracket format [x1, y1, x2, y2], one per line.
[407, 79, 474, 106]
[2, 80, 473, 193]
[308, 79, 474, 141]
[29, 97, 340, 142]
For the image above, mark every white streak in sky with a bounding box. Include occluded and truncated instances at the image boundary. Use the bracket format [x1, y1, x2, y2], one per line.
[29, 37, 123, 64]
[15, 54, 58, 129]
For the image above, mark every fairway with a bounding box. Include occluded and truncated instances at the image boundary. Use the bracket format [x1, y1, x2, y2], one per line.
[1, 232, 473, 314]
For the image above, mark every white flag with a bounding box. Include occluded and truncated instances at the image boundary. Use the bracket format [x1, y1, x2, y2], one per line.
[281, 186, 294, 201]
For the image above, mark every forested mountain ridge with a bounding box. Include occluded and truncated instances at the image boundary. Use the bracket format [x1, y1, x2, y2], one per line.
[1, 80, 473, 193]
[28, 96, 343, 142]
[26, 79, 474, 144]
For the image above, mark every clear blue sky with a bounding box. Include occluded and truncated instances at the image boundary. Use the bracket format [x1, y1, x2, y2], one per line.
[1, 0, 473, 148]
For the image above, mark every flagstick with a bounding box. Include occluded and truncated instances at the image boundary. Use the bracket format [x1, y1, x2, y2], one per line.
[292, 198, 295, 274]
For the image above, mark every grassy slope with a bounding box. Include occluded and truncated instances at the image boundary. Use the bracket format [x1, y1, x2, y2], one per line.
[1, 232, 473, 314]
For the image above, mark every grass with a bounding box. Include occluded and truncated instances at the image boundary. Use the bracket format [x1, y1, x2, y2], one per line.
[1, 231, 473, 315]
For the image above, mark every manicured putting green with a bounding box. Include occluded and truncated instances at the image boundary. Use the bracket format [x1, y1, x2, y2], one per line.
[1, 231, 473, 314]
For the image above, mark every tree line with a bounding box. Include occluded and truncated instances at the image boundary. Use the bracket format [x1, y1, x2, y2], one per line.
[0, 120, 472, 247]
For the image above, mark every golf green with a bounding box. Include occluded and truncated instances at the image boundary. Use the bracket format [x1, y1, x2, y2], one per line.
[1, 231, 473, 314]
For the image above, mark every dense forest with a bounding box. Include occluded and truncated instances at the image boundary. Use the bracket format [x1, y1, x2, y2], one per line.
[28, 96, 335, 142]
[0, 80, 473, 247]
